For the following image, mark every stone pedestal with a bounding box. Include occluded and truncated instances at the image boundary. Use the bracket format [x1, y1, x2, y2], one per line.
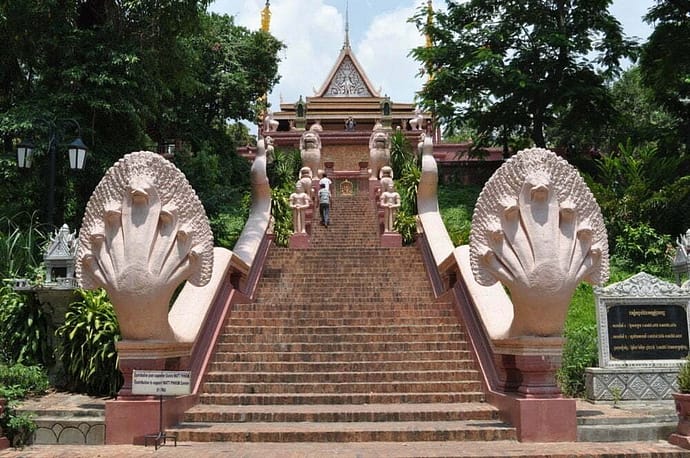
[289, 233, 310, 249]
[669, 393, 690, 449]
[493, 337, 564, 397]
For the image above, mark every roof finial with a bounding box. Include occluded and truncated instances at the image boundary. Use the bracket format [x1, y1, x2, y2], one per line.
[261, 1, 271, 32]
[343, 0, 350, 49]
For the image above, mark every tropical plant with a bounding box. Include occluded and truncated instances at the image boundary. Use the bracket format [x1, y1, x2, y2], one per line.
[0, 284, 52, 367]
[0, 212, 47, 280]
[587, 140, 690, 248]
[270, 149, 302, 246]
[678, 356, 690, 394]
[613, 223, 673, 278]
[55, 289, 122, 396]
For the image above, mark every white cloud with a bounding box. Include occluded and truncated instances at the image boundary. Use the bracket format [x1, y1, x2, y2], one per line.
[356, 6, 426, 102]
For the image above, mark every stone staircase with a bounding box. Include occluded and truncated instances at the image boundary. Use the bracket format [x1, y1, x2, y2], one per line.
[168, 191, 517, 443]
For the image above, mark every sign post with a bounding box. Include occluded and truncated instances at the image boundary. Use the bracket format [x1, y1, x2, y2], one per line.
[132, 370, 191, 449]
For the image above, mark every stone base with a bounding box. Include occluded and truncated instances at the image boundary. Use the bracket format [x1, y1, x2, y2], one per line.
[289, 233, 310, 249]
[585, 367, 677, 401]
[380, 232, 402, 247]
[0, 437, 8, 449]
[669, 433, 690, 450]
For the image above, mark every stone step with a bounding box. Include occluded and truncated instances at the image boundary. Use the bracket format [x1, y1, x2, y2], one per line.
[220, 324, 463, 335]
[168, 419, 517, 443]
[228, 308, 455, 319]
[225, 316, 458, 326]
[214, 341, 468, 353]
[216, 332, 466, 344]
[182, 402, 499, 423]
[201, 380, 482, 394]
[204, 369, 479, 384]
[198, 392, 486, 405]
[211, 349, 471, 362]
[208, 359, 475, 371]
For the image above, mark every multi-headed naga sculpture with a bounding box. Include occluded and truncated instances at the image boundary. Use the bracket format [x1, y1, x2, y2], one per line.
[470, 148, 609, 337]
[76, 151, 214, 341]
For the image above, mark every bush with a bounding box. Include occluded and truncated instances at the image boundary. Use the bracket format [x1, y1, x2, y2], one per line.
[0, 363, 49, 447]
[0, 284, 53, 367]
[613, 222, 673, 278]
[55, 289, 122, 396]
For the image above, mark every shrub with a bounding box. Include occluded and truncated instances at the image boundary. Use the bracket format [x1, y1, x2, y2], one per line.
[613, 222, 673, 278]
[55, 289, 122, 396]
[0, 212, 47, 280]
[0, 363, 49, 448]
[0, 284, 53, 367]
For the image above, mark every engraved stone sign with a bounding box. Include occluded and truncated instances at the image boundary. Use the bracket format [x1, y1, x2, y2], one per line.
[585, 272, 690, 401]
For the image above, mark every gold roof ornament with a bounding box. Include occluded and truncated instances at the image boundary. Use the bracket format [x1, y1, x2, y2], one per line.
[261, 1, 271, 33]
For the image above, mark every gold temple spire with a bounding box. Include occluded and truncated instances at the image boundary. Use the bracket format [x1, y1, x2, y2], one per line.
[261, 0, 271, 32]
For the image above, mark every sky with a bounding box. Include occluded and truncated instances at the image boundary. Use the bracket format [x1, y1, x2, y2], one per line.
[209, 0, 655, 125]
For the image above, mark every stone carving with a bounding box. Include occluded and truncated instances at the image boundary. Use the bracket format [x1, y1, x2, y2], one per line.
[264, 135, 275, 165]
[595, 272, 688, 297]
[76, 151, 214, 341]
[409, 107, 424, 131]
[44, 224, 79, 286]
[289, 181, 312, 234]
[300, 131, 321, 177]
[298, 167, 314, 200]
[368, 130, 390, 179]
[470, 147, 609, 337]
[326, 57, 371, 97]
[309, 120, 323, 132]
[379, 165, 394, 190]
[263, 110, 279, 132]
[379, 181, 401, 233]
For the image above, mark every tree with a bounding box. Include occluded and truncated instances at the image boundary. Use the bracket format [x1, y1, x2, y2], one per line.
[639, 0, 690, 152]
[410, 0, 637, 151]
[0, 1, 283, 231]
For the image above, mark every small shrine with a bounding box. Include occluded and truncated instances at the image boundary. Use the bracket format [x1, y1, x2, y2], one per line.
[44, 224, 79, 289]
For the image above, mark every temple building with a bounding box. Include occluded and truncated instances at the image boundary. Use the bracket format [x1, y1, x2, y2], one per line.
[237, 1, 502, 183]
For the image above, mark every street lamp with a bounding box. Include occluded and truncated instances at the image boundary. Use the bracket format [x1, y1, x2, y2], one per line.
[15, 119, 90, 227]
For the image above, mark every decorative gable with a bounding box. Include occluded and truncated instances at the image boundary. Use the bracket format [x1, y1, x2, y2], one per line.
[315, 48, 379, 98]
[324, 56, 372, 97]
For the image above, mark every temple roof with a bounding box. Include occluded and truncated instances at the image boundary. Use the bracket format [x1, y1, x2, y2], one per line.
[314, 45, 380, 98]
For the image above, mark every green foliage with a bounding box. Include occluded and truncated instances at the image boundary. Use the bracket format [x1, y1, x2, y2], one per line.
[55, 289, 122, 397]
[271, 186, 294, 247]
[639, 0, 690, 151]
[587, 140, 690, 247]
[0, 212, 47, 280]
[437, 182, 481, 247]
[210, 192, 251, 249]
[410, 0, 636, 148]
[270, 149, 302, 246]
[393, 209, 418, 246]
[613, 223, 673, 278]
[0, 284, 52, 367]
[0, 363, 49, 447]
[677, 356, 690, 393]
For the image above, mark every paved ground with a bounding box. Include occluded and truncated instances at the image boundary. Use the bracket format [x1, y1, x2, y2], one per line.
[2, 440, 690, 457]
[2, 392, 690, 457]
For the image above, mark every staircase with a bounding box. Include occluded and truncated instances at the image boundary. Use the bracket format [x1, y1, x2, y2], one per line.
[169, 190, 516, 442]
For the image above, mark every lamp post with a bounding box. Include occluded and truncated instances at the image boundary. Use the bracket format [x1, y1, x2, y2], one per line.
[15, 119, 89, 227]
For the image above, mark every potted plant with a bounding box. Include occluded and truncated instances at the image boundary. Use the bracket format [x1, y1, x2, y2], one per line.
[669, 356, 690, 449]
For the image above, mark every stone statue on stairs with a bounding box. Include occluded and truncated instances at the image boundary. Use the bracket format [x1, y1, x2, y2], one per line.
[368, 130, 390, 180]
[379, 180, 401, 233]
[289, 181, 312, 234]
[300, 130, 322, 178]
